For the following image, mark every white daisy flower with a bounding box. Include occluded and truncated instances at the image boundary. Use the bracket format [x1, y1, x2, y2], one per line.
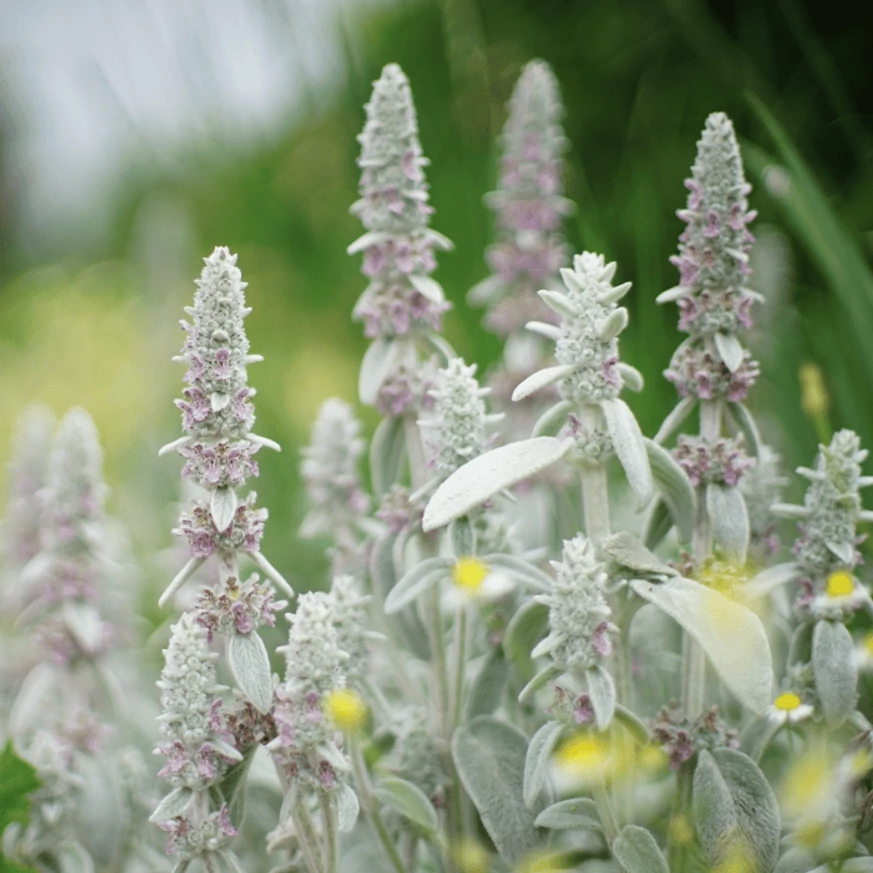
[766, 691, 813, 726]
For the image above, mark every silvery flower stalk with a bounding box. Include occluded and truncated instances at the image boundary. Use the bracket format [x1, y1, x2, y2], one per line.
[267, 588, 360, 873]
[655, 112, 761, 721]
[5, 409, 137, 871]
[151, 613, 243, 872]
[350, 63, 454, 421]
[469, 60, 572, 417]
[153, 247, 290, 864]
[754, 430, 873, 733]
[299, 398, 373, 577]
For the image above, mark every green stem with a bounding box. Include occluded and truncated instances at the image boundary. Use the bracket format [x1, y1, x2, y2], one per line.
[291, 803, 325, 873]
[350, 738, 406, 873]
[579, 404, 611, 548]
[666, 755, 694, 873]
[592, 784, 620, 844]
[451, 607, 468, 729]
[319, 792, 338, 873]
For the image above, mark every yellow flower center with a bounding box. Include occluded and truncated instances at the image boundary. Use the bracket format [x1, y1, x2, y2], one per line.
[864, 633, 873, 655]
[453, 838, 489, 873]
[826, 570, 854, 598]
[324, 689, 367, 733]
[451, 556, 489, 591]
[552, 733, 613, 782]
[774, 692, 801, 712]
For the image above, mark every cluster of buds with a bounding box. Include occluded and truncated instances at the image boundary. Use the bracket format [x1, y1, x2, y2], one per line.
[651, 704, 739, 770]
[271, 591, 352, 793]
[420, 358, 502, 481]
[674, 435, 754, 488]
[192, 573, 285, 642]
[469, 60, 571, 338]
[534, 535, 615, 678]
[659, 112, 760, 403]
[350, 64, 453, 416]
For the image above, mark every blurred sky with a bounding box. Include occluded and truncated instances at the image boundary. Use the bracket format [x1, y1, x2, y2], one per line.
[1, 0, 388, 255]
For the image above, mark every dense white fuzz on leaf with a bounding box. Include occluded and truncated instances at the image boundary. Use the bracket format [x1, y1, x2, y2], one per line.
[421, 358, 496, 478]
[534, 535, 613, 677]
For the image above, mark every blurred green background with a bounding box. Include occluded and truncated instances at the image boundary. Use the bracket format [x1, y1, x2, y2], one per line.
[2, 0, 873, 596]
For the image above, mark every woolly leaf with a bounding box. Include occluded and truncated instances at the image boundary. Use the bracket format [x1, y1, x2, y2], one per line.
[714, 331, 744, 372]
[210, 486, 238, 534]
[747, 563, 801, 598]
[220, 744, 257, 829]
[728, 403, 762, 458]
[453, 717, 544, 864]
[692, 748, 780, 873]
[812, 619, 857, 729]
[518, 665, 561, 704]
[706, 483, 750, 563]
[369, 415, 405, 499]
[227, 631, 273, 714]
[601, 398, 653, 505]
[359, 338, 396, 406]
[602, 531, 676, 577]
[336, 784, 360, 833]
[630, 577, 772, 713]
[485, 554, 553, 591]
[617, 362, 644, 392]
[586, 665, 615, 730]
[423, 438, 572, 531]
[374, 777, 438, 834]
[614, 704, 651, 747]
[503, 601, 549, 683]
[653, 396, 697, 445]
[532, 401, 574, 438]
[645, 439, 695, 543]
[613, 824, 669, 873]
[597, 307, 629, 342]
[468, 648, 509, 719]
[512, 365, 576, 402]
[383, 558, 448, 614]
[534, 797, 602, 831]
[149, 787, 195, 823]
[523, 721, 564, 808]
[409, 273, 445, 304]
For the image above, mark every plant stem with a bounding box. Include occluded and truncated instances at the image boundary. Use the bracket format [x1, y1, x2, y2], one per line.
[592, 784, 620, 843]
[350, 738, 406, 873]
[682, 397, 721, 719]
[579, 405, 611, 548]
[291, 803, 325, 873]
[451, 607, 468, 729]
[319, 792, 338, 873]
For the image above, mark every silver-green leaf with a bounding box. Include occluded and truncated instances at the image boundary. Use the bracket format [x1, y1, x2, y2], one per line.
[384, 557, 449, 614]
[369, 415, 406, 498]
[373, 776, 438, 834]
[587, 665, 616, 730]
[149, 787, 195, 823]
[706, 483, 750, 563]
[210, 486, 238, 533]
[645, 439, 695, 543]
[523, 720, 564, 808]
[714, 331, 744, 372]
[423, 438, 573, 531]
[612, 824, 669, 873]
[630, 577, 773, 714]
[812, 619, 857, 729]
[452, 716, 544, 865]
[227, 631, 274, 714]
[600, 397, 653, 506]
[534, 797, 602, 831]
[692, 748, 780, 873]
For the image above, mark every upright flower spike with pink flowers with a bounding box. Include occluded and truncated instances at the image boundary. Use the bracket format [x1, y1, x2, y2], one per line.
[652, 112, 766, 723]
[349, 63, 454, 418]
[469, 60, 571, 340]
[159, 246, 291, 616]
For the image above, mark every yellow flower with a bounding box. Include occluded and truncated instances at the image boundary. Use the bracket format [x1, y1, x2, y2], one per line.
[444, 556, 513, 608]
[452, 556, 490, 592]
[826, 570, 854, 598]
[324, 689, 367, 733]
[799, 363, 829, 419]
[767, 691, 813, 726]
[454, 838, 489, 873]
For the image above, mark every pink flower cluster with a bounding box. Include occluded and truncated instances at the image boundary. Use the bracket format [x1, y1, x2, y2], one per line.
[665, 344, 760, 402]
[651, 703, 738, 771]
[193, 574, 286, 642]
[175, 499, 266, 560]
[179, 440, 260, 489]
[176, 385, 255, 437]
[674, 435, 754, 488]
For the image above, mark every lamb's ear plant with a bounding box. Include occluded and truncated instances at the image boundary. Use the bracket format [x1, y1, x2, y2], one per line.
[153, 246, 291, 872]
